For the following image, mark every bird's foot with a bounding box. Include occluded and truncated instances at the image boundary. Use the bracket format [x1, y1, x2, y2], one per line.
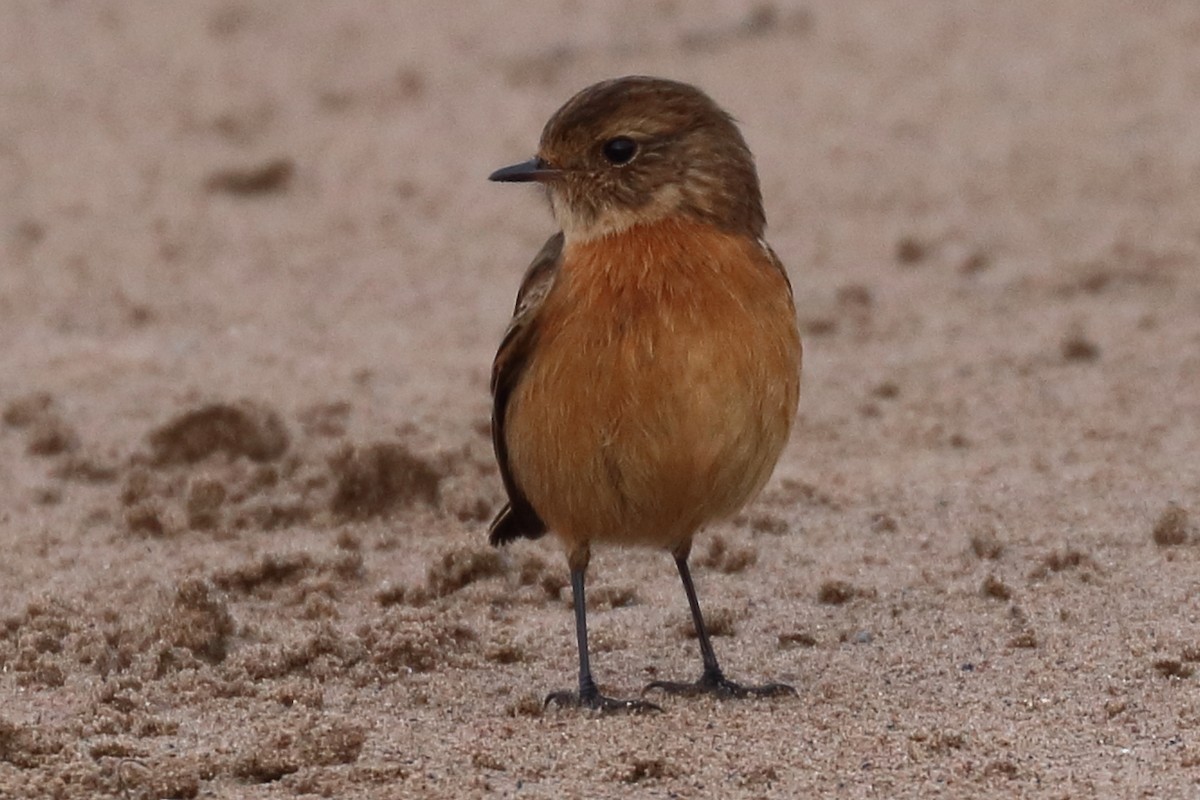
[545, 687, 661, 714]
[644, 668, 796, 700]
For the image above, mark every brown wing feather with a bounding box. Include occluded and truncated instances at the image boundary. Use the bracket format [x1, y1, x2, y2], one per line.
[758, 238, 795, 302]
[488, 232, 562, 546]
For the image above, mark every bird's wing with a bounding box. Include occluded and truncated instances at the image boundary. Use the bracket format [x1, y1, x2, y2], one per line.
[487, 232, 563, 546]
[758, 238, 795, 301]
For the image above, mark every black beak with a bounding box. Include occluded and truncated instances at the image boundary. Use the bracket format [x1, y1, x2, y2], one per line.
[488, 157, 557, 183]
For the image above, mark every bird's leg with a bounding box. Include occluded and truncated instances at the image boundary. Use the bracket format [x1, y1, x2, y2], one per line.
[544, 567, 660, 713]
[645, 553, 796, 699]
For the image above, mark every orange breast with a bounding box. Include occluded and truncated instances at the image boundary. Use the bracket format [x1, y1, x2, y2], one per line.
[505, 217, 801, 554]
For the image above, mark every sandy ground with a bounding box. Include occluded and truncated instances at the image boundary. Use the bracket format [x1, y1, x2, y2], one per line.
[2, 1, 1200, 797]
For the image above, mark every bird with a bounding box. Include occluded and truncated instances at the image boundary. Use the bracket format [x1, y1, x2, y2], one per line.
[487, 76, 802, 712]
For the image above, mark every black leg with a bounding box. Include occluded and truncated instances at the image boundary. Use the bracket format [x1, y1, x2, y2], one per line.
[544, 568, 660, 713]
[645, 555, 796, 699]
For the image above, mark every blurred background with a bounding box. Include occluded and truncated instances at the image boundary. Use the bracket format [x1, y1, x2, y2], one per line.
[5, 2, 1196, 429]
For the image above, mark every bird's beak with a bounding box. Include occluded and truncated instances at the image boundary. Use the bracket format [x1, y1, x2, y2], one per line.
[488, 157, 558, 183]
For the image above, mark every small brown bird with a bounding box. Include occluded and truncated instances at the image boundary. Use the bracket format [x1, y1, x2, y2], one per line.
[488, 76, 802, 711]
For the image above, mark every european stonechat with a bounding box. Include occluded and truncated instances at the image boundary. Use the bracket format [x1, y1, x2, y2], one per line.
[488, 76, 802, 711]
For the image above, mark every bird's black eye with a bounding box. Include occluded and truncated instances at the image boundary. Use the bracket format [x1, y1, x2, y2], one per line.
[601, 137, 638, 165]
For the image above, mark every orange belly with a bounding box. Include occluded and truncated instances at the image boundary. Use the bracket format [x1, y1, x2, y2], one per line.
[505, 217, 801, 556]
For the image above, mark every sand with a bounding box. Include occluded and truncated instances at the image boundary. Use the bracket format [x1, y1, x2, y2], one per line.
[3, 1, 1200, 797]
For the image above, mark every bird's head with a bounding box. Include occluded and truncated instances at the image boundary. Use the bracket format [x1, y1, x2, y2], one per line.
[490, 76, 765, 243]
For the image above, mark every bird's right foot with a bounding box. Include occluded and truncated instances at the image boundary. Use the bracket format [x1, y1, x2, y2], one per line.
[644, 665, 796, 700]
[544, 688, 661, 714]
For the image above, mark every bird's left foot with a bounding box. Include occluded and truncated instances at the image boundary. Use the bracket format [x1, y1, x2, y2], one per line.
[644, 668, 796, 699]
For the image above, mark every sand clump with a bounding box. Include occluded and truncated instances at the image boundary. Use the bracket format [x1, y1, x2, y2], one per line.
[1029, 548, 1099, 581]
[358, 609, 478, 674]
[231, 716, 366, 783]
[981, 574, 1013, 601]
[211, 550, 364, 608]
[696, 535, 758, 574]
[425, 545, 505, 597]
[147, 401, 290, 465]
[114, 400, 461, 537]
[159, 579, 237, 665]
[678, 606, 737, 639]
[817, 580, 863, 605]
[205, 157, 295, 196]
[1151, 504, 1192, 546]
[2, 391, 79, 457]
[328, 441, 443, 518]
[119, 457, 321, 537]
[0, 718, 66, 771]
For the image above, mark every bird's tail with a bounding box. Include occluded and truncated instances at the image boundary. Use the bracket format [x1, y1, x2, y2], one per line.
[488, 502, 547, 546]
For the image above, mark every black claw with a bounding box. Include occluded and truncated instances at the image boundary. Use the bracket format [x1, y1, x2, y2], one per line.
[644, 672, 796, 700]
[545, 689, 662, 713]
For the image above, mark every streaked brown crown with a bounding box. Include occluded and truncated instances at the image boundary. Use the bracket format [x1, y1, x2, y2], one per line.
[535, 76, 765, 241]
